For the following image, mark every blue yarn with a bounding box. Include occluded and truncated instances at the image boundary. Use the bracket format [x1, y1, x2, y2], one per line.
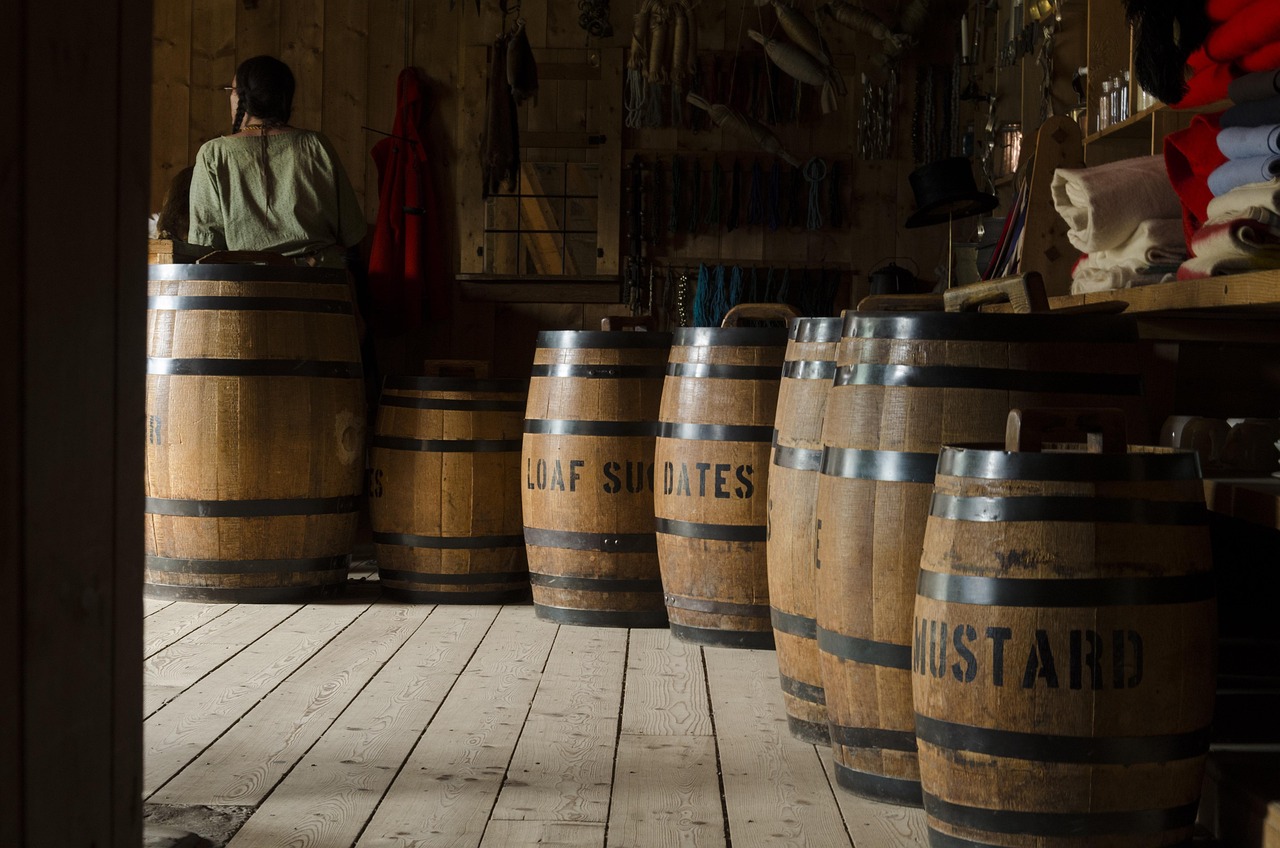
[711, 265, 731, 326]
[693, 263, 712, 327]
[728, 265, 744, 315]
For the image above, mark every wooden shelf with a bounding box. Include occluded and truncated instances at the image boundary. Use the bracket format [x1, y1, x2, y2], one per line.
[456, 274, 623, 304]
[983, 272, 1280, 322]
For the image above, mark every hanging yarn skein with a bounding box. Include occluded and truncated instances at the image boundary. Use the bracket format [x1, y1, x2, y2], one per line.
[803, 157, 826, 230]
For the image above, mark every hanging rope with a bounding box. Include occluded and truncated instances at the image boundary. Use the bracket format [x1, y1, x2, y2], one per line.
[727, 159, 742, 233]
[688, 157, 702, 235]
[705, 158, 723, 228]
[788, 164, 804, 228]
[804, 157, 827, 231]
[746, 160, 764, 227]
[669, 155, 683, 235]
[767, 161, 781, 231]
[828, 160, 842, 228]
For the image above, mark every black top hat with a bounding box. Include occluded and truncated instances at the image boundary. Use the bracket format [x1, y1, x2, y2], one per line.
[904, 156, 998, 228]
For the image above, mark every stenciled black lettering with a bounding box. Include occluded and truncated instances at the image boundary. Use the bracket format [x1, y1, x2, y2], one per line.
[695, 462, 712, 496]
[569, 459, 584, 492]
[1022, 629, 1060, 689]
[1070, 629, 1103, 690]
[550, 459, 565, 491]
[675, 463, 692, 496]
[952, 624, 977, 683]
[714, 463, 731, 499]
[986, 626, 1013, 687]
[1128, 630, 1144, 688]
[914, 617, 928, 675]
[735, 464, 755, 498]
[603, 461, 622, 494]
[536, 458, 548, 490]
[626, 461, 652, 494]
[663, 461, 674, 495]
[527, 457, 536, 490]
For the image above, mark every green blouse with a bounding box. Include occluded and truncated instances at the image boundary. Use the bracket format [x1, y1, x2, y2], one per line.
[188, 129, 366, 268]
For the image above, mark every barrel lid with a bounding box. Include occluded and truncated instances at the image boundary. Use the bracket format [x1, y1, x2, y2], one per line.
[848, 311, 1138, 342]
[382, 375, 529, 393]
[536, 330, 673, 349]
[936, 443, 1204, 482]
[673, 326, 790, 347]
[789, 316, 843, 343]
[148, 264, 348, 284]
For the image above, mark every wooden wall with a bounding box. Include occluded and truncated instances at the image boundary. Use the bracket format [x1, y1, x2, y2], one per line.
[6, 1, 150, 845]
[150, 0, 967, 377]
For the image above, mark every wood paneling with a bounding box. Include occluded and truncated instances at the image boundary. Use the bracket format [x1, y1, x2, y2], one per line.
[7, 1, 148, 845]
[148, 0, 959, 370]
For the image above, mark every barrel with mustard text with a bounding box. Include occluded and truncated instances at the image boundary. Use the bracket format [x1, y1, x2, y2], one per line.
[914, 443, 1215, 848]
[814, 311, 1144, 804]
[522, 330, 672, 626]
[144, 263, 365, 601]
[654, 325, 788, 648]
[368, 376, 529, 602]
[767, 317, 842, 743]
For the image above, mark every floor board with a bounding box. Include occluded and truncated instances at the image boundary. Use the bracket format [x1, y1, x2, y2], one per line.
[143, 596, 930, 848]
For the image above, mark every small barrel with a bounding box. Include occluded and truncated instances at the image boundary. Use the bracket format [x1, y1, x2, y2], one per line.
[767, 316, 842, 744]
[368, 375, 529, 603]
[144, 262, 365, 602]
[654, 304, 795, 648]
[914, 409, 1215, 848]
[815, 309, 1145, 805]
[522, 326, 672, 627]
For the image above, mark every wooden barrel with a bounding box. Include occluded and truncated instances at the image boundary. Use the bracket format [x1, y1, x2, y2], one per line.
[815, 310, 1145, 805]
[368, 375, 529, 603]
[522, 328, 672, 627]
[914, 409, 1215, 848]
[767, 316, 842, 744]
[655, 305, 794, 648]
[144, 262, 365, 602]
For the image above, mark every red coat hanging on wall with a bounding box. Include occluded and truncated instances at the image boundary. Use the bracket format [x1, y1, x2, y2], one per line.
[368, 67, 450, 335]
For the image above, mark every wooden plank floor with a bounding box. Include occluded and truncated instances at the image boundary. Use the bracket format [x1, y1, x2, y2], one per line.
[143, 567, 928, 848]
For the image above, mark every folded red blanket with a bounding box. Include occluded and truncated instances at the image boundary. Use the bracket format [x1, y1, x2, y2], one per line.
[1164, 112, 1228, 248]
[1172, 49, 1239, 108]
[1208, 0, 1258, 22]
[1205, 0, 1280, 63]
[1242, 42, 1280, 73]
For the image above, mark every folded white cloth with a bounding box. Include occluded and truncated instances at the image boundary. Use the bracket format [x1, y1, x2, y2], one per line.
[1207, 154, 1280, 196]
[1070, 267, 1174, 294]
[1070, 218, 1185, 293]
[1206, 177, 1280, 220]
[1218, 125, 1280, 159]
[1051, 156, 1184, 253]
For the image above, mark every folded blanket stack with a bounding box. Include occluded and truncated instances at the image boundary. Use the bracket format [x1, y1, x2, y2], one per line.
[1051, 157, 1186, 294]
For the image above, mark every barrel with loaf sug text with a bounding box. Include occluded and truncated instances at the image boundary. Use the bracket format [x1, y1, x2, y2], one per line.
[654, 303, 796, 648]
[815, 308, 1145, 805]
[522, 323, 672, 627]
[144, 259, 365, 601]
[767, 315, 842, 744]
[914, 409, 1215, 848]
[368, 374, 529, 603]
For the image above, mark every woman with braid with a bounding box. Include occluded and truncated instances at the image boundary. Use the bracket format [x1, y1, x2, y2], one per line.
[188, 55, 366, 271]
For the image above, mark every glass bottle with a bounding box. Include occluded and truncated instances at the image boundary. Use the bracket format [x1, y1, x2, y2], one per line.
[1121, 70, 1132, 118]
[1109, 74, 1122, 125]
[1098, 79, 1112, 132]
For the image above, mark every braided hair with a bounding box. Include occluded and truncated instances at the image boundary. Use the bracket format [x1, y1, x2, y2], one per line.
[231, 55, 295, 134]
[230, 55, 295, 212]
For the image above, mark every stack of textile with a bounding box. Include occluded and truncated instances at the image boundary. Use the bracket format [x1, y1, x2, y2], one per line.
[1050, 155, 1186, 294]
[1166, 68, 1280, 278]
